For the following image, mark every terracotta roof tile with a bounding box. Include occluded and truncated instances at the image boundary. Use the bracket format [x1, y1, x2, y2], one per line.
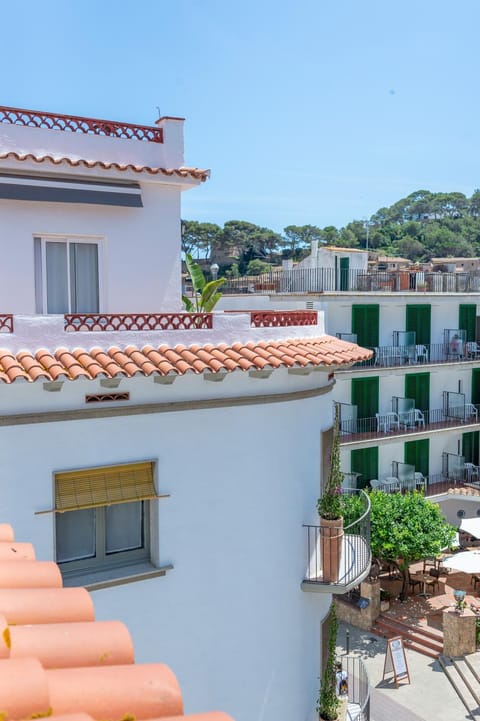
[0, 524, 234, 721]
[0, 151, 210, 181]
[0, 335, 371, 384]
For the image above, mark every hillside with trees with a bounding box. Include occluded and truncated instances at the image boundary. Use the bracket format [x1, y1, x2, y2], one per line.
[182, 189, 480, 275]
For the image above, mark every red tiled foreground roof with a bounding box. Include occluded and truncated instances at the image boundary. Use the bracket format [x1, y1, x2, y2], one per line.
[0, 523, 233, 721]
[0, 151, 210, 181]
[0, 336, 372, 383]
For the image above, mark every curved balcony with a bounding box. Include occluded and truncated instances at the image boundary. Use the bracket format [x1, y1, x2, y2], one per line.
[340, 654, 371, 721]
[302, 489, 371, 593]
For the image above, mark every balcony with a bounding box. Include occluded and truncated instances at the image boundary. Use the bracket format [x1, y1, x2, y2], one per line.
[302, 489, 371, 593]
[338, 404, 479, 444]
[223, 267, 480, 295]
[340, 655, 371, 721]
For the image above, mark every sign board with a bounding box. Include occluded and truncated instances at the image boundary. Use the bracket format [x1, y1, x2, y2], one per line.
[382, 636, 410, 686]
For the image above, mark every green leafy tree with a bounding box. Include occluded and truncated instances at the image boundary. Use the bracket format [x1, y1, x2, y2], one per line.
[283, 224, 324, 259]
[246, 259, 272, 275]
[181, 220, 222, 259]
[342, 491, 455, 601]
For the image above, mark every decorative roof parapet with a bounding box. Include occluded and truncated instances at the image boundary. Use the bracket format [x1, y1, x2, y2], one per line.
[0, 105, 164, 143]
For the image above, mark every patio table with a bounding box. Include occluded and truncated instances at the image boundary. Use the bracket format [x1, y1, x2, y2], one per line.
[411, 572, 433, 598]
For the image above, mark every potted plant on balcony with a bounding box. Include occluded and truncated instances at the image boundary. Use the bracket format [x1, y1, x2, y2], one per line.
[317, 409, 344, 583]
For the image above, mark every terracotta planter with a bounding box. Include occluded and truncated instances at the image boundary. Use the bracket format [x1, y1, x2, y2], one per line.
[320, 516, 344, 583]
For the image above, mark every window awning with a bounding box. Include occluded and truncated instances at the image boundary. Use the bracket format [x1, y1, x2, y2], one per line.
[0, 172, 143, 207]
[54, 461, 159, 512]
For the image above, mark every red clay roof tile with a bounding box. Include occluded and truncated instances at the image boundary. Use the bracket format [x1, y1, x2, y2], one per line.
[0, 525, 235, 720]
[0, 151, 209, 181]
[0, 336, 371, 384]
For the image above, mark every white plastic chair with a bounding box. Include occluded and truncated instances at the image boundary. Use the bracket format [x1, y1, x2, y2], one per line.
[466, 341, 480, 359]
[414, 409, 426, 427]
[465, 403, 478, 422]
[414, 472, 426, 490]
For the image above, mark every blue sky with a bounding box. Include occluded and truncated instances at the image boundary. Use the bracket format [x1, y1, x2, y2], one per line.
[2, 1, 479, 232]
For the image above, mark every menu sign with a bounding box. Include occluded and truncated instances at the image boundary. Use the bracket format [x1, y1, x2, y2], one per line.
[383, 636, 410, 686]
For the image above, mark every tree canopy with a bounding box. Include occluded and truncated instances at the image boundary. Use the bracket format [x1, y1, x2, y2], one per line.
[343, 490, 456, 600]
[182, 188, 480, 275]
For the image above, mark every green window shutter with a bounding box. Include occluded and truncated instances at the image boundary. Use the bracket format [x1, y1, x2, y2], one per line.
[404, 439, 430, 477]
[406, 305, 431, 345]
[405, 372, 430, 412]
[351, 447, 379, 489]
[459, 304, 476, 342]
[351, 376, 379, 419]
[462, 431, 480, 464]
[340, 257, 349, 291]
[472, 369, 480, 406]
[352, 305, 379, 348]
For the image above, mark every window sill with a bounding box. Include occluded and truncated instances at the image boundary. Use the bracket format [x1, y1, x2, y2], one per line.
[61, 562, 174, 591]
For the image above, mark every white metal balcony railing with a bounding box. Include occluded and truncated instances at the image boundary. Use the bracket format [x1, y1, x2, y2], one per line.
[302, 489, 371, 593]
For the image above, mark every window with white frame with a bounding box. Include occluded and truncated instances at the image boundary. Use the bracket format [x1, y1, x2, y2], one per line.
[34, 236, 101, 314]
[54, 461, 159, 580]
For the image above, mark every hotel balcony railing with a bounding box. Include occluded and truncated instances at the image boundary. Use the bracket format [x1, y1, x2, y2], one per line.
[423, 473, 476, 497]
[339, 405, 480, 443]
[222, 267, 480, 295]
[63, 310, 317, 332]
[302, 489, 371, 593]
[336, 342, 480, 370]
[338, 655, 371, 721]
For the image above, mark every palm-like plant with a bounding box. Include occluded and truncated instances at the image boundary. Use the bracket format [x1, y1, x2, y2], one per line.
[182, 253, 225, 312]
[317, 406, 343, 520]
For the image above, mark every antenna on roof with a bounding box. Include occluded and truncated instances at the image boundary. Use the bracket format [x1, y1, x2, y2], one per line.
[156, 106, 162, 119]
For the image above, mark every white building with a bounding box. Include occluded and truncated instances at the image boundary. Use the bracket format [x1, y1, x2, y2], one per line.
[221, 278, 480, 528]
[0, 105, 371, 721]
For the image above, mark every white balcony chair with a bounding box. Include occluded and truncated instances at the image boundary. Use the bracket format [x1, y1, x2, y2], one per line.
[369, 479, 383, 491]
[415, 344, 429, 364]
[383, 476, 401, 492]
[414, 472, 426, 490]
[414, 409, 426, 428]
[466, 341, 480, 359]
[464, 463, 480, 483]
[465, 403, 478, 422]
[376, 411, 400, 433]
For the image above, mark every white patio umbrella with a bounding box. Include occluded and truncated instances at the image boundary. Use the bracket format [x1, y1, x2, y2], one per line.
[442, 550, 480, 573]
[460, 517, 480, 539]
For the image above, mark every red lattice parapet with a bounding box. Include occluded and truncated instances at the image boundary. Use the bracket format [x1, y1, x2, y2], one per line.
[0, 106, 163, 143]
[64, 313, 213, 332]
[0, 315, 13, 333]
[250, 310, 318, 327]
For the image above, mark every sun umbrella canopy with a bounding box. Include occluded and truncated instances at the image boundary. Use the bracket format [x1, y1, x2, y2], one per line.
[460, 517, 480, 539]
[442, 550, 480, 573]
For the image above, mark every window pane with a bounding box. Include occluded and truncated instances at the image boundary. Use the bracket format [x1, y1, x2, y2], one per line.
[56, 508, 95, 562]
[106, 502, 144, 554]
[46, 242, 69, 313]
[70, 243, 99, 313]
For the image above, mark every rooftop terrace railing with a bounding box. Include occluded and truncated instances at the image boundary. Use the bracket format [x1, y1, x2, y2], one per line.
[223, 268, 480, 294]
[0, 105, 164, 143]
[63, 310, 318, 332]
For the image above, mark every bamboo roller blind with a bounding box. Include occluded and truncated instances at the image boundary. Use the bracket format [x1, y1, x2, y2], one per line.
[55, 461, 157, 512]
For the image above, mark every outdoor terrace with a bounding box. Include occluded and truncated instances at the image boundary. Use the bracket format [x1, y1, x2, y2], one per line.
[223, 268, 480, 294]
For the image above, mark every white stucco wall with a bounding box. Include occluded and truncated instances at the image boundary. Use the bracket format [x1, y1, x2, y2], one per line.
[0, 371, 332, 721]
[436, 497, 480, 526]
[0, 183, 183, 313]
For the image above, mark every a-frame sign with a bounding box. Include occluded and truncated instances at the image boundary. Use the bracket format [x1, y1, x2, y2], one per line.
[382, 636, 410, 687]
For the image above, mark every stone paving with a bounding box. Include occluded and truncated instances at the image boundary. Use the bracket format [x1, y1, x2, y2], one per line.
[336, 561, 480, 720]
